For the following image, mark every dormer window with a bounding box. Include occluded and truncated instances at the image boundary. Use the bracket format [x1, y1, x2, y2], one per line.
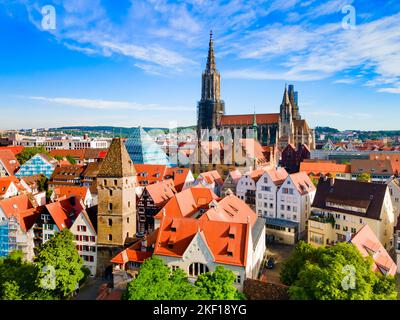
[227, 251, 233, 257]
[171, 227, 176, 232]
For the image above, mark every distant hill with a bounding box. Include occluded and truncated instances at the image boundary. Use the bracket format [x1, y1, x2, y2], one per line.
[51, 125, 197, 135]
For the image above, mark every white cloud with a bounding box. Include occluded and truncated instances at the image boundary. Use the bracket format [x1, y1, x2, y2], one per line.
[29, 96, 192, 111]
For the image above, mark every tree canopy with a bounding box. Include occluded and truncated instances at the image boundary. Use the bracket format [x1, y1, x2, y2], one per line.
[16, 147, 50, 164]
[357, 173, 371, 183]
[0, 251, 53, 300]
[35, 229, 84, 299]
[124, 257, 244, 300]
[280, 241, 397, 300]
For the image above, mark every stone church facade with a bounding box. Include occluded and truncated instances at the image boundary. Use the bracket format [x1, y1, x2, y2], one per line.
[197, 32, 315, 151]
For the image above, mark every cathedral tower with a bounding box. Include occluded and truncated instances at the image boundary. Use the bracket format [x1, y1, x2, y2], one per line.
[96, 138, 137, 276]
[278, 85, 294, 149]
[197, 31, 225, 138]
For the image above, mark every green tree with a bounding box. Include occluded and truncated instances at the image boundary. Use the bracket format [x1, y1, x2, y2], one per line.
[357, 173, 371, 183]
[125, 257, 200, 300]
[53, 155, 63, 161]
[195, 266, 245, 300]
[281, 242, 397, 300]
[35, 229, 84, 299]
[66, 155, 77, 165]
[0, 251, 55, 300]
[16, 147, 50, 164]
[37, 175, 48, 192]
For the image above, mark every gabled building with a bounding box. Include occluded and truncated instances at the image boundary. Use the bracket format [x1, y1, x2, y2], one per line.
[195, 170, 224, 196]
[221, 169, 243, 197]
[308, 178, 395, 249]
[70, 209, 98, 276]
[48, 165, 85, 188]
[236, 168, 266, 208]
[0, 194, 37, 259]
[137, 179, 177, 235]
[15, 153, 57, 178]
[153, 194, 265, 291]
[51, 186, 94, 208]
[255, 167, 289, 219]
[0, 177, 19, 199]
[0, 150, 20, 177]
[265, 172, 315, 244]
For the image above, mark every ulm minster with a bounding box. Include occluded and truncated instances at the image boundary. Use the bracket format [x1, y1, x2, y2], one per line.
[197, 31, 315, 151]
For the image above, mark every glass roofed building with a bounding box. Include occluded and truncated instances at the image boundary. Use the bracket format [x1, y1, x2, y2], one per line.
[125, 127, 169, 165]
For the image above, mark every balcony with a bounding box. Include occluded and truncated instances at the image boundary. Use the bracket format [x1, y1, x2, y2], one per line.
[309, 212, 335, 226]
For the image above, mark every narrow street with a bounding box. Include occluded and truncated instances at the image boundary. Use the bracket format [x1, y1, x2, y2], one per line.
[73, 278, 106, 300]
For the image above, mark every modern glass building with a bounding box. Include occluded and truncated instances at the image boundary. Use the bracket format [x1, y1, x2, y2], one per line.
[15, 154, 57, 178]
[125, 127, 169, 165]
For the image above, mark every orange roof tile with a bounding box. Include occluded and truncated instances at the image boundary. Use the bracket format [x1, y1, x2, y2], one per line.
[154, 186, 220, 220]
[220, 113, 279, 126]
[44, 197, 84, 230]
[144, 179, 177, 206]
[155, 216, 250, 267]
[199, 170, 223, 187]
[54, 186, 89, 200]
[300, 162, 351, 175]
[265, 167, 289, 185]
[200, 194, 257, 226]
[0, 146, 24, 156]
[0, 150, 20, 175]
[289, 172, 316, 195]
[351, 224, 396, 276]
[0, 194, 34, 218]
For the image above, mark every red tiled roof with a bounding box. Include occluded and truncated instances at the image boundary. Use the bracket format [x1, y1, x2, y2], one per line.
[111, 231, 158, 264]
[0, 150, 20, 175]
[54, 186, 89, 201]
[289, 172, 316, 195]
[265, 167, 289, 186]
[144, 179, 177, 206]
[300, 162, 351, 175]
[199, 170, 223, 187]
[0, 146, 24, 156]
[0, 194, 34, 218]
[0, 178, 16, 196]
[351, 224, 396, 276]
[155, 216, 250, 267]
[44, 197, 84, 230]
[200, 194, 257, 227]
[50, 149, 86, 161]
[220, 113, 279, 126]
[154, 186, 220, 220]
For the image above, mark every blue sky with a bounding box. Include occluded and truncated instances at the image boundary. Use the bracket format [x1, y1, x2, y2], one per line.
[0, 0, 399, 130]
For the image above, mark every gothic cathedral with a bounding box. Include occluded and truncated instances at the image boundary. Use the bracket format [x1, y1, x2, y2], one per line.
[196, 32, 315, 150]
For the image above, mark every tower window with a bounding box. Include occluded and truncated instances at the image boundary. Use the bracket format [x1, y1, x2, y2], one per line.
[109, 203, 113, 210]
[108, 219, 112, 226]
[104, 180, 107, 186]
[114, 180, 118, 186]
[127, 217, 129, 223]
[108, 234, 112, 241]
[109, 190, 113, 196]
[128, 201, 131, 208]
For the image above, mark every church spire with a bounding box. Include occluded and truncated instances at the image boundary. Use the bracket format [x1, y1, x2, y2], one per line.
[206, 30, 216, 72]
[282, 83, 290, 105]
